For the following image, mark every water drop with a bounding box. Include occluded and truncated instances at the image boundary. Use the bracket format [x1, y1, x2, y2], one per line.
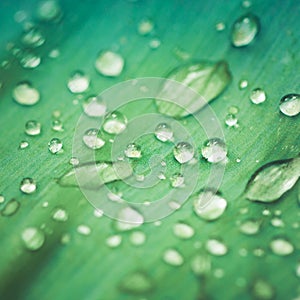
[83, 95, 106, 117]
[225, 114, 238, 127]
[115, 207, 144, 231]
[190, 255, 211, 276]
[95, 51, 124, 77]
[193, 190, 227, 221]
[25, 120, 41, 136]
[170, 173, 184, 188]
[155, 123, 173, 142]
[228, 105, 239, 114]
[102, 111, 127, 135]
[61, 233, 71, 245]
[270, 237, 294, 256]
[69, 157, 79, 166]
[37, 0, 62, 21]
[129, 231, 146, 246]
[173, 222, 194, 239]
[279, 94, 300, 117]
[252, 279, 274, 300]
[51, 119, 64, 132]
[239, 79, 248, 89]
[270, 217, 284, 228]
[21, 227, 45, 251]
[1, 199, 20, 216]
[22, 27, 45, 47]
[49, 48, 60, 58]
[137, 19, 154, 35]
[239, 219, 260, 235]
[67, 71, 90, 93]
[20, 52, 41, 69]
[19, 141, 29, 149]
[13, 82, 40, 106]
[231, 14, 259, 47]
[77, 225, 91, 236]
[48, 138, 63, 154]
[149, 38, 161, 49]
[163, 249, 184, 266]
[201, 138, 227, 163]
[250, 88, 266, 104]
[119, 271, 153, 294]
[0, 195, 4, 204]
[83, 129, 105, 150]
[215, 22, 225, 31]
[52, 207, 68, 222]
[206, 239, 228, 256]
[106, 235, 122, 248]
[173, 142, 194, 164]
[20, 178, 37, 194]
[124, 143, 142, 158]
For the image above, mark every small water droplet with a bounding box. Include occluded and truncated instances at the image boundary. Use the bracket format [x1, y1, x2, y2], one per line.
[201, 138, 227, 163]
[102, 111, 127, 135]
[252, 279, 274, 300]
[21, 227, 45, 251]
[22, 27, 45, 47]
[250, 88, 266, 104]
[279, 94, 300, 117]
[48, 138, 63, 154]
[83, 95, 106, 117]
[60, 233, 71, 245]
[231, 14, 259, 47]
[67, 71, 90, 94]
[296, 262, 300, 278]
[270, 217, 284, 228]
[0, 195, 4, 204]
[115, 207, 144, 231]
[20, 52, 41, 69]
[193, 190, 227, 221]
[155, 123, 173, 142]
[1, 199, 20, 216]
[69, 157, 79, 166]
[52, 207, 68, 222]
[20, 178, 37, 194]
[124, 143, 142, 158]
[95, 51, 124, 77]
[137, 18, 154, 35]
[25, 120, 41, 136]
[170, 173, 184, 188]
[163, 249, 184, 266]
[83, 128, 105, 150]
[270, 237, 294, 256]
[228, 105, 239, 114]
[51, 119, 64, 132]
[13, 82, 40, 106]
[242, 0, 252, 8]
[94, 209, 103, 218]
[49, 48, 60, 58]
[215, 22, 225, 31]
[239, 219, 260, 235]
[77, 224, 91, 236]
[239, 79, 248, 89]
[149, 38, 161, 49]
[225, 114, 238, 127]
[173, 142, 194, 164]
[168, 201, 181, 210]
[106, 234, 122, 248]
[173, 222, 194, 239]
[19, 141, 29, 149]
[206, 239, 228, 256]
[253, 248, 265, 257]
[37, 0, 62, 21]
[119, 271, 153, 294]
[129, 231, 146, 246]
[190, 255, 211, 276]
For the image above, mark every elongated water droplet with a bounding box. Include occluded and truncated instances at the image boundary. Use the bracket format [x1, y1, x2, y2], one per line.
[173, 142, 194, 164]
[170, 173, 184, 187]
[83, 129, 105, 149]
[95, 51, 124, 77]
[13, 82, 40, 106]
[19, 141, 29, 149]
[129, 231, 146, 246]
[20, 52, 41, 69]
[270, 237, 294, 256]
[52, 207, 68, 222]
[124, 143, 142, 158]
[156, 61, 232, 118]
[155, 123, 173, 142]
[119, 271, 153, 294]
[22, 27, 45, 47]
[239, 219, 260, 235]
[173, 222, 194, 239]
[20, 178, 37, 194]
[190, 255, 211, 276]
[77, 224, 91, 236]
[102, 111, 127, 134]
[245, 156, 300, 202]
[279, 93, 300, 117]
[48, 138, 63, 154]
[250, 88, 266, 104]
[193, 190, 227, 221]
[25, 120, 41, 136]
[231, 14, 259, 47]
[201, 138, 227, 163]
[37, 0, 62, 21]
[1, 199, 20, 216]
[83, 95, 106, 117]
[106, 234, 122, 248]
[21, 227, 45, 251]
[115, 207, 144, 232]
[163, 249, 184, 266]
[67, 71, 90, 93]
[206, 239, 228, 256]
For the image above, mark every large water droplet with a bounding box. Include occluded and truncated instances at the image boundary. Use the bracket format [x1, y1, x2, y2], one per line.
[95, 51, 124, 77]
[245, 156, 300, 202]
[21, 227, 45, 251]
[201, 138, 227, 163]
[155, 123, 173, 142]
[124, 143, 142, 158]
[83, 129, 105, 150]
[102, 111, 127, 135]
[48, 138, 63, 154]
[52, 207, 68, 222]
[231, 14, 259, 47]
[156, 61, 232, 118]
[279, 94, 300, 117]
[83, 95, 106, 117]
[13, 82, 40, 106]
[270, 237, 294, 256]
[193, 190, 227, 221]
[173, 142, 194, 164]
[163, 249, 184, 266]
[250, 88, 266, 104]
[1, 199, 20, 216]
[20, 178, 37, 194]
[119, 271, 153, 294]
[206, 239, 228, 256]
[25, 120, 41, 136]
[67, 71, 90, 93]
[173, 222, 194, 239]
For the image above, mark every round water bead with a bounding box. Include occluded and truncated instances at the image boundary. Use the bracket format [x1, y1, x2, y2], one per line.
[48, 138, 63, 154]
[239, 219, 260, 235]
[37, 0, 62, 21]
[95, 51, 124, 77]
[21, 227, 45, 251]
[155, 123, 173, 142]
[124, 143, 142, 158]
[77, 225, 91, 236]
[173, 142, 194, 164]
[67, 71, 90, 93]
[206, 239, 228, 256]
[138, 19, 154, 35]
[83, 95, 106, 117]
[163, 249, 184, 266]
[83, 128, 105, 150]
[13, 82, 40, 106]
[270, 237, 294, 256]
[20, 178, 37, 194]
[239, 79, 248, 89]
[52, 207, 68, 222]
[129, 231, 146, 246]
[170, 173, 184, 187]
[25, 120, 41, 136]
[201, 138, 227, 163]
[279, 94, 300, 117]
[250, 88, 266, 104]
[102, 111, 127, 135]
[106, 235, 122, 248]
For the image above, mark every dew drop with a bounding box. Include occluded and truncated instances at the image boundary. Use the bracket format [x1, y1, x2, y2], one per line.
[252, 279, 274, 300]
[95, 51, 124, 77]
[20, 52, 41, 69]
[19, 141, 29, 149]
[190, 255, 211, 276]
[22, 27, 45, 47]
[239, 79, 248, 89]
[67, 71, 90, 94]
[201, 138, 227, 163]
[25, 120, 41, 136]
[129, 231, 146, 246]
[155, 123, 173, 142]
[37, 0, 62, 21]
[193, 190, 227, 221]
[52, 207, 68, 222]
[51, 119, 64, 132]
[83, 129, 105, 150]
[173, 222, 194, 239]
[0, 195, 4, 204]
[115, 207, 144, 232]
[149, 38, 161, 49]
[13, 82, 40, 106]
[215, 22, 225, 31]
[48, 138, 63, 154]
[21, 227, 45, 251]
[239, 219, 260, 235]
[119, 271, 153, 294]
[69, 157, 79, 166]
[61, 233, 71, 245]
[124, 143, 142, 158]
[225, 114, 238, 127]
[1, 199, 20, 216]
[250, 88, 266, 104]
[163, 249, 184, 266]
[77, 224, 91, 236]
[270, 237, 294, 256]
[206, 239, 228, 256]
[279, 94, 300, 117]
[102, 111, 127, 135]
[173, 142, 194, 164]
[231, 14, 259, 47]
[170, 173, 184, 188]
[106, 234, 122, 248]
[20, 178, 37, 194]
[83, 95, 106, 117]
[137, 19, 154, 35]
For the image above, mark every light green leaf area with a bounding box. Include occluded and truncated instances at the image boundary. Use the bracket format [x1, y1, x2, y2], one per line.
[0, 1, 299, 300]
